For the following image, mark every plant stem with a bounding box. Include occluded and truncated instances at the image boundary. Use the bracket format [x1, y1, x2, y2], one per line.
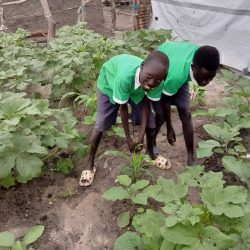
[43, 147, 59, 161]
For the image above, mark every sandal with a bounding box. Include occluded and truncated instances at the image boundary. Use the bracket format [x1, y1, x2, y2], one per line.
[79, 167, 96, 187]
[152, 155, 171, 170]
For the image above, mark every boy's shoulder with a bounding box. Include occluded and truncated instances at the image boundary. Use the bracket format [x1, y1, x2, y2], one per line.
[106, 54, 143, 65]
[103, 54, 143, 80]
[159, 41, 198, 50]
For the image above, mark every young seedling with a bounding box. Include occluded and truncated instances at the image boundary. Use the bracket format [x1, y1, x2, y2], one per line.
[0, 225, 44, 250]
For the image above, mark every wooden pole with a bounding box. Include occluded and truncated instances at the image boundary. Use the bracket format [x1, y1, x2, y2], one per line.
[0, 0, 4, 28]
[2, 0, 28, 6]
[39, 0, 56, 42]
[132, 0, 139, 31]
[110, 0, 116, 33]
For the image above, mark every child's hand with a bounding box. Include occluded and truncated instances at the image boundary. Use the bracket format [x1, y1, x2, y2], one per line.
[134, 143, 143, 153]
[126, 138, 136, 152]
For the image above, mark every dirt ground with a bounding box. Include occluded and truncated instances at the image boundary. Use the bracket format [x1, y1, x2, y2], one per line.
[1, 79, 243, 250]
[3, 0, 134, 38]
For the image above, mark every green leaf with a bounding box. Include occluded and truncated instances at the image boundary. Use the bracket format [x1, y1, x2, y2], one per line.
[142, 234, 163, 250]
[239, 116, 250, 129]
[192, 109, 209, 117]
[83, 112, 96, 125]
[201, 185, 247, 218]
[161, 224, 234, 249]
[103, 187, 129, 201]
[177, 165, 204, 187]
[160, 240, 176, 250]
[197, 140, 221, 158]
[11, 241, 22, 250]
[73, 142, 89, 159]
[0, 156, 15, 179]
[117, 211, 130, 228]
[165, 216, 179, 227]
[114, 232, 142, 250]
[143, 177, 188, 203]
[199, 171, 225, 190]
[203, 124, 222, 140]
[133, 180, 149, 190]
[26, 144, 47, 155]
[209, 107, 234, 117]
[108, 125, 125, 138]
[132, 209, 165, 238]
[23, 225, 44, 245]
[162, 203, 202, 227]
[229, 228, 250, 250]
[56, 158, 74, 175]
[16, 154, 43, 182]
[132, 193, 148, 205]
[234, 145, 246, 153]
[116, 175, 132, 187]
[0, 175, 15, 188]
[223, 156, 250, 181]
[0, 231, 15, 247]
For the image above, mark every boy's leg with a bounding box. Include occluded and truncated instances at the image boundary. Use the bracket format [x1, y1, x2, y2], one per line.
[172, 83, 194, 165]
[130, 99, 157, 159]
[152, 100, 165, 144]
[151, 99, 168, 155]
[86, 90, 119, 171]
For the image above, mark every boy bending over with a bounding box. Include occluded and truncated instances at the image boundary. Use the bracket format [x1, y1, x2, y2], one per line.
[79, 51, 169, 186]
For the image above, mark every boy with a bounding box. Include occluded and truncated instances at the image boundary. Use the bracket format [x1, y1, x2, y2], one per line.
[79, 51, 169, 186]
[152, 41, 220, 166]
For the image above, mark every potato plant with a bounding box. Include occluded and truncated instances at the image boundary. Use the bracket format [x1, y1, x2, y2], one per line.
[104, 166, 250, 250]
[0, 92, 79, 187]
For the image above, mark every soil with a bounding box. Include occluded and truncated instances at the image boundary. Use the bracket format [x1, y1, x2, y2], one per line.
[3, 0, 134, 40]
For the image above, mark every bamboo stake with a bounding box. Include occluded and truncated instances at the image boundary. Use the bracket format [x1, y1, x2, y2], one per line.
[39, 0, 55, 42]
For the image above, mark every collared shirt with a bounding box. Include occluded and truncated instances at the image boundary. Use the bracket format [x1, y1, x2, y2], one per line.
[134, 67, 141, 90]
[190, 65, 198, 85]
[158, 41, 199, 96]
[97, 54, 163, 104]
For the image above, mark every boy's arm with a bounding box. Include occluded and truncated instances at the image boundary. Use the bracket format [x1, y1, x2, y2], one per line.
[162, 94, 172, 130]
[120, 103, 135, 152]
[162, 94, 176, 144]
[137, 96, 150, 145]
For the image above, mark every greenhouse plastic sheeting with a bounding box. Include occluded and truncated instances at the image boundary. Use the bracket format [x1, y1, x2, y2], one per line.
[150, 0, 250, 72]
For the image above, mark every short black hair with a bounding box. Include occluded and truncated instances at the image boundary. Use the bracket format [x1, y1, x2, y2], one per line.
[144, 50, 169, 68]
[193, 46, 220, 72]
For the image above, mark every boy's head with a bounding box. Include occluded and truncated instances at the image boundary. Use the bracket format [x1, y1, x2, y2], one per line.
[139, 51, 169, 91]
[191, 45, 220, 86]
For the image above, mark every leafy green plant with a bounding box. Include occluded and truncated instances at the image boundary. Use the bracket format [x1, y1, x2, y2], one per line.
[196, 123, 246, 159]
[189, 81, 206, 107]
[194, 70, 250, 128]
[60, 91, 97, 125]
[106, 125, 125, 138]
[103, 150, 151, 181]
[118, 28, 173, 58]
[56, 158, 74, 174]
[0, 29, 45, 92]
[222, 156, 250, 188]
[0, 92, 79, 187]
[103, 175, 150, 229]
[0, 225, 44, 250]
[105, 166, 250, 250]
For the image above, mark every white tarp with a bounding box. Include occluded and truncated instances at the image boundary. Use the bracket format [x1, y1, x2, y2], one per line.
[150, 0, 250, 72]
